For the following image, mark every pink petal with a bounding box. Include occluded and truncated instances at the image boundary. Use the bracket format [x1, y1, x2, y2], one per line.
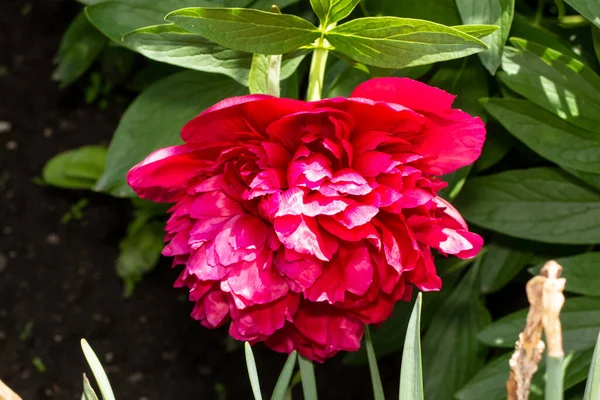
[274, 214, 338, 261]
[275, 249, 323, 292]
[229, 294, 299, 341]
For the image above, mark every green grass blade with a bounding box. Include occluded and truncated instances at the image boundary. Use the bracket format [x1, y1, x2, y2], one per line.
[82, 374, 100, 400]
[546, 355, 564, 400]
[399, 292, 424, 400]
[365, 326, 386, 400]
[584, 332, 600, 400]
[298, 354, 318, 400]
[271, 351, 298, 400]
[245, 342, 263, 400]
[80, 339, 116, 400]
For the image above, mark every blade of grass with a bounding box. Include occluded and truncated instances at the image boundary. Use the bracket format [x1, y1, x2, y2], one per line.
[80, 339, 116, 400]
[245, 342, 263, 400]
[298, 354, 318, 400]
[399, 292, 424, 400]
[584, 332, 600, 400]
[82, 374, 100, 400]
[271, 351, 298, 400]
[365, 326, 385, 400]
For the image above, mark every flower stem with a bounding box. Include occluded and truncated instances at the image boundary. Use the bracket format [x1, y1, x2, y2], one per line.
[306, 25, 334, 102]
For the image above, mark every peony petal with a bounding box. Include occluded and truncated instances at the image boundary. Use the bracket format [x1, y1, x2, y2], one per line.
[229, 294, 299, 341]
[275, 249, 323, 292]
[274, 214, 338, 261]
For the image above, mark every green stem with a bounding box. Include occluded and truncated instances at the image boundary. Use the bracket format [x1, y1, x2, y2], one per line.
[306, 23, 335, 102]
[546, 355, 564, 400]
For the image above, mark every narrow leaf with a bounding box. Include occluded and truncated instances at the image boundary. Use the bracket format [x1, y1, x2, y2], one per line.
[478, 296, 600, 352]
[54, 11, 106, 87]
[546, 355, 564, 400]
[593, 27, 600, 64]
[455, 168, 600, 244]
[271, 351, 298, 400]
[123, 24, 306, 85]
[584, 332, 600, 400]
[452, 24, 499, 39]
[166, 8, 319, 55]
[95, 71, 245, 197]
[326, 17, 489, 69]
[456, 0, 514, 74]
[245, 342, 263, 400]
[298, 355, 318, 400]
[82, 374, 99, 400]
[564, 0, 600, 29]
[399, 292, 424, 400]
[81, 339, 116, 400]
[364, 326, 385, 400]
[310, 0, 361, 26]
[483, 99, 600, 174]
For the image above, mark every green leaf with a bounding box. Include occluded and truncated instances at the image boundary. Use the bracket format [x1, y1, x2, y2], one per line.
[498, 40, 600, 132]
[480, 240, 532, 294]
[323, 60, 370, 98]
[43, 145, 106, 190]
[546, 355, 564, 400]
[245, 342, 263, 400]
[249, 53, 282, 96]
[271, 351, 298, 400]
[529, 253, 600, 297]
[473, 124, 512, 172]
[439, 166, 472, 202]
[593, 27, 600, 65]
[455, 167, 600, 244]
[81, 339, 116, 400]
[422, 263, 491, 400]
[326, 17, 489, 69]
[565, 168, 600, 191]
[456, 0, 514, 74]
[95, 71, 246, 197]
[124, 24, 306, 85]
[310, 0, 360, 26]
[166, 8, 319, 55]
[452, 24, 500, 39]
[82, 374, 100, 400]
[116, 213, 164, 298]
[364, 326, 385, 400]
[478, 296, 600, 352]
[399, 292, 424, 400]
[510, 13, 577, 57]
[584, 332, 600, 400]
[53, 12, 106, 87]
[483, 99, 600, 174]
[564, 0, 600, 29]
[298, 355, 318, 400]
[371, 0, 461, 26]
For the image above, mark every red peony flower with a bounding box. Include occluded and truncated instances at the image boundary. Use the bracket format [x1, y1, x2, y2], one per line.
[127, 78, 485, 362]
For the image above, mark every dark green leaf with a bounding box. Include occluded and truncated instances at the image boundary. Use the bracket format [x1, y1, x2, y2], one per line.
[498, 40, 600, 132]
[53, 12, 106, 87]
[439, 166, 472, 202]
[43, 145, 106, 190]
[478, 296, 600, 352]
[455, 167, 600, 244]
[95, 71, 246, 197]
[166, 8, 319, 55]
[310, 0, 360, 26]
[124, 24, 306, 85]
[564, 0, 600, 29]
[510, 13, 577, 57]
[326, 17, 489, 69]
[566, 168, 600, 191]
[370, 0, 461, 26]
[480, 240, 532, 294]
[100, 45, 136, 84]
[116, 213, 164, 297]
[249, 53, 282, 96]
[399, 293, 424, 400]
[323, 61, 370, 98]
[456, 0, 514, 74]
[483, 99, 600, 173]
[593, 27, 600, 65]
[529, 253, 600, 296]
[422, 264, 491, 400]
[473, 124, 512, 172]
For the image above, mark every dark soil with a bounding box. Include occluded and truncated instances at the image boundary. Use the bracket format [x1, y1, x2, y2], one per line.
[0, 1, 392, 398]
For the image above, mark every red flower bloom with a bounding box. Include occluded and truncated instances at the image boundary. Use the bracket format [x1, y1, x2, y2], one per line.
[127, 78, 485, 362]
